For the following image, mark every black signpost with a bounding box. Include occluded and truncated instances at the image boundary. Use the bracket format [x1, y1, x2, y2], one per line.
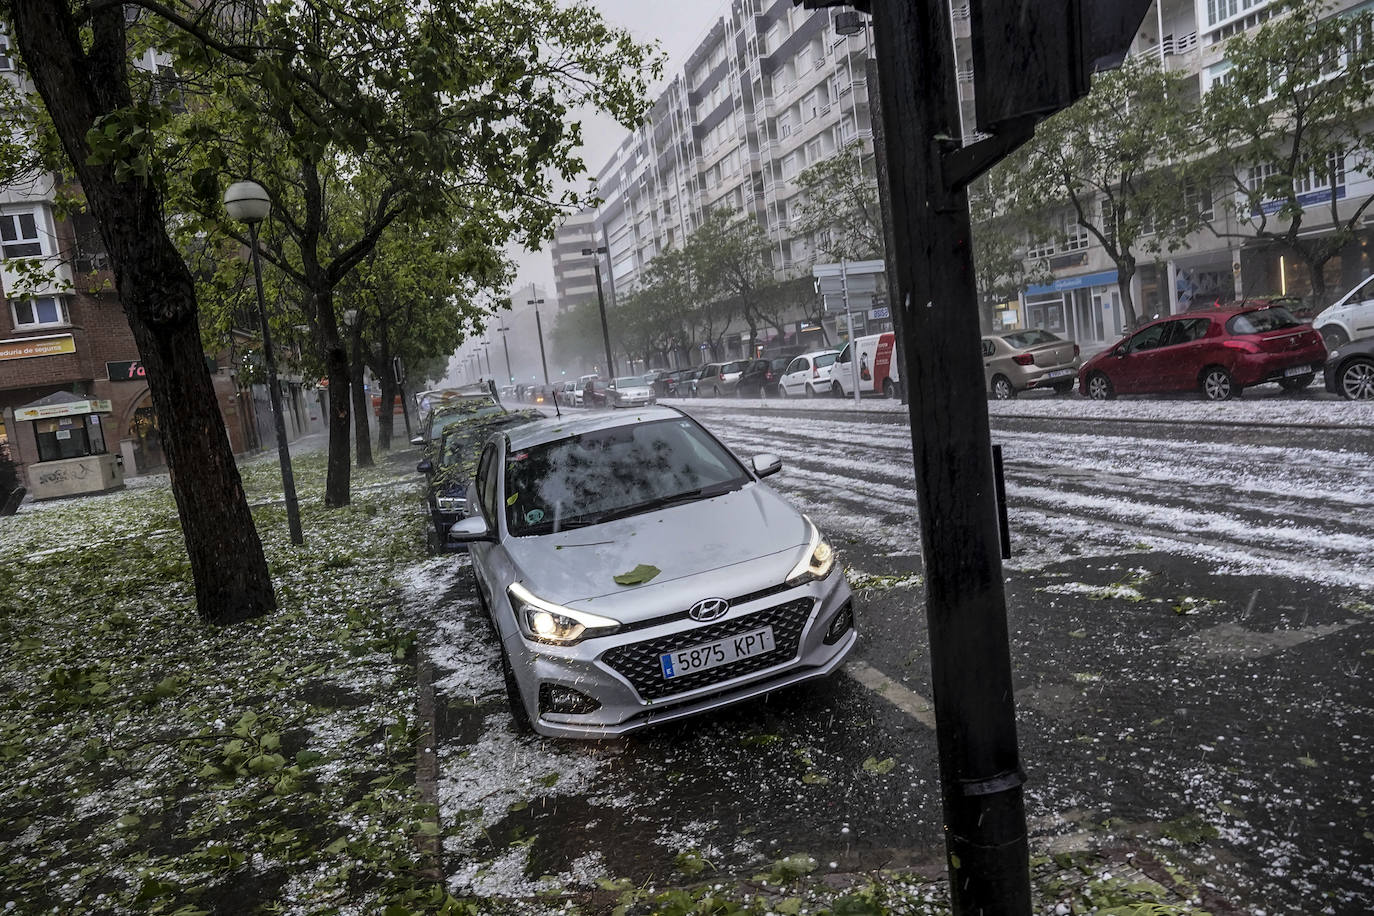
[796, 1, 1153, 912]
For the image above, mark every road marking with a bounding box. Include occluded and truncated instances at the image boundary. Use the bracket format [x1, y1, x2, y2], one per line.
[845, 660, 937, 730]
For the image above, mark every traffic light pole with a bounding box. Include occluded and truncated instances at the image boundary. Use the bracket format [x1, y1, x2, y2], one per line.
[869, 0, 1030, 911]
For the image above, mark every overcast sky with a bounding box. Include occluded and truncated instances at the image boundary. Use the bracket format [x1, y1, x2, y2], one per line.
[505, 1, 725, 298]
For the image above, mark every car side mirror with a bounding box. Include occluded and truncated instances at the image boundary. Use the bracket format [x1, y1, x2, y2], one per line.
[410, 435, 424, 446]
[752, 453, 782, 478]
[416, 459, 433, 474]
[1113, 346, 1127, 357]
[446, 514, 497, 544]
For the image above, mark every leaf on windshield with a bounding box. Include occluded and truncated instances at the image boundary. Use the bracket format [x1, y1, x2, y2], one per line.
[613, 564, 661, 586]
[506, 493, 519, 506]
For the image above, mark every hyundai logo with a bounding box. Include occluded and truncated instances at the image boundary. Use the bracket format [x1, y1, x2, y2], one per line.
[688, 597, 730, 622]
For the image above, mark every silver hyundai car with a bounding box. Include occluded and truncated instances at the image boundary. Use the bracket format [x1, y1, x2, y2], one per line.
[447, 405, 856, 738]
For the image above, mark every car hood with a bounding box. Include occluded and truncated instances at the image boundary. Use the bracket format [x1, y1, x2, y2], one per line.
[504, 483, 811, 624]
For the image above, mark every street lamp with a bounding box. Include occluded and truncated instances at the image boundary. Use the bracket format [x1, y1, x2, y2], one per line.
[224, 178, 303, 546]
[528, 298, 550, 386]
[496, 324, 513, 384]
[582, 246, 617, 378]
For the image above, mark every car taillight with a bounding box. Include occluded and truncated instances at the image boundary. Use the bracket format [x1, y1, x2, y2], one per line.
[1073, 344, 1080, 357]
[1013, 353, 1035, 366]
[1223, 339, 1260, 353]
[812, 366, 819, 377]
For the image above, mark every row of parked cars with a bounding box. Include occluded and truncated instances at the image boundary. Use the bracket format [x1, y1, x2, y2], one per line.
[411, 387, 856, 740]
[629, 295, 1372, 403]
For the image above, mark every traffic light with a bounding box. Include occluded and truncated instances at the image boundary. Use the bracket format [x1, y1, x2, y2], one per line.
[971, 0, 1154, 132]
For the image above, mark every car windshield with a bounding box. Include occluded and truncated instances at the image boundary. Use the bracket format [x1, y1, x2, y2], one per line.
[431, 404, 506, 439]
[613, 376, 641, 387]
[503, 417, 750, 535]
[814, 352, 837, 368]
[1002, 329, 1061, 349]
[1227, 307, 1301, 334]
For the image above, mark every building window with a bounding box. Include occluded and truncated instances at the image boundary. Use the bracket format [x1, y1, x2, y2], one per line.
[0, 31, 14, 71]
[1, 210, 43, 258]
[11, 296, 70, 329]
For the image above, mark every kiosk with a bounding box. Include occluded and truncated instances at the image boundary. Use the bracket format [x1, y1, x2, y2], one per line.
[14, 391, 124, 500]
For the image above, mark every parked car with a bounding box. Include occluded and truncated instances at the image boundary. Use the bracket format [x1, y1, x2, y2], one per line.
[652, 370, 685, 398]
[1323, 336, 1374, 400]
[1312, 275, 1374, 348]
[678, 366, 706, 397]
[832, 334, 901, 398]
[416, 409, 543, 551]
[1077, 304, 1328, 401]
[642, 369, 675, 398]
[410, 393, 504, 455]
[778, 350, 840, 398]
[981, 328, 1081, 399]
[736, 357, 789, 397]
[695, 361, 746, 398]
[608, 375, 656, 408]
[581, 379, 610, 407]
[554, 380, 579, 406]
[445, 406, 856, 737]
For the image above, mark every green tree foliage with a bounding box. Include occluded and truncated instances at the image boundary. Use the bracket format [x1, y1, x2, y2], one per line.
[1005, 56, 1205, 328]
[970, 167, 1052, 330]
[687, 209, 775, 355]
[792, 140, 884, 262]
[147, 0, 658, 505]
[1202, 0, 1374, 309]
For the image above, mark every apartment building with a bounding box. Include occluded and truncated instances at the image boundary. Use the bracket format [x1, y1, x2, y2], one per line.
[551, 208, 600, 315]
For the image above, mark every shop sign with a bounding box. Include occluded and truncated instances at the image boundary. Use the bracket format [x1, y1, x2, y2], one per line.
[107, 359, 148, 381]
[15, 398, 113, 421]
[0, 334, 77, 361]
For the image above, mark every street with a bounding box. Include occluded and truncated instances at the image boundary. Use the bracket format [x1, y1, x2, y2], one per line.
[416, 395, 1373, 913]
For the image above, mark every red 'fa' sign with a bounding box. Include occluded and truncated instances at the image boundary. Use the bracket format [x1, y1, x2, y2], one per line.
[106, 359, 147, 381]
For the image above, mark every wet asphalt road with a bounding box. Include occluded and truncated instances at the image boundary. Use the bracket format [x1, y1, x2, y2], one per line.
[426, 397, 1373, 913]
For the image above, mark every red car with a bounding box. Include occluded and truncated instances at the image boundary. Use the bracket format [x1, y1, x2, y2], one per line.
[1078, 304, 1327, 401]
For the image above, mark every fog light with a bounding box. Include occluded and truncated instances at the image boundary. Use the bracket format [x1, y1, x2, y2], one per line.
[539, 683, 601, 715]
[824, 600, 854, 644]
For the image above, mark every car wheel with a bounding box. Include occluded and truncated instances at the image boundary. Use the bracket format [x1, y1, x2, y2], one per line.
[424, 526, 439, 555]
[500, 647, 534, 734]
[990, 375, 1016, 400]
[806, 384, 816, 398]
[778, 384, 789, 398]
[832, 381, 844, 398]
[883, 378, 896, 399]
[1086, 372, 1115, 400]
[1320, 326, 1350, 349]
[1201, 366, 1238, 401]
[1052, 382, 1074, 395]
[709, 385, 719, 398]
[1278, 373, 1313, 392]
[1338, 357, 1374, 400]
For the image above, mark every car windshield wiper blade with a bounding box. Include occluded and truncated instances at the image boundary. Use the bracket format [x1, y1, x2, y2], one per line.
[590, 482, 743, 525]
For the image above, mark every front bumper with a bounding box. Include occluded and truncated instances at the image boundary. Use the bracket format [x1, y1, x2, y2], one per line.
[507, 570, 855, 738]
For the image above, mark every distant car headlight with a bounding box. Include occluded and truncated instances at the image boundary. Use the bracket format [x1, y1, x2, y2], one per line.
[508, 582, 621, 645]
[786, 518, 836, 586]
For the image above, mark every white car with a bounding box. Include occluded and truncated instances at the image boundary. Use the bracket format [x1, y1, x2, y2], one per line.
[608, 375, 656, 408]
[778, 349, 840, 398]
[1314, 275, 1374, 348]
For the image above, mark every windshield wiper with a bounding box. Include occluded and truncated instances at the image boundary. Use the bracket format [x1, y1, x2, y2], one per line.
[590, 482, 743, 525]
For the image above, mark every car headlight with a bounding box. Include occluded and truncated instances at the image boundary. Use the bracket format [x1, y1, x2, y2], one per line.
[436, 496, 465, 512]
[786, 518, 836, 585]
[508, 582, 621, 645]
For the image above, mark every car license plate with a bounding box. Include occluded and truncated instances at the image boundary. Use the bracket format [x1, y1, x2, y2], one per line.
[1284, 366, 1309, 377]
[1047, 368, 1074, 378]
[660, 626, 776, 679]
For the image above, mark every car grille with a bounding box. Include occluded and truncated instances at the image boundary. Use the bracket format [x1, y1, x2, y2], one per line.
[601, 598, 815, 700]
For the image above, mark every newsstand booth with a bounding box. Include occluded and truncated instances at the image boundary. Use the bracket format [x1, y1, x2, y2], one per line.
[14, 391, 124, 500]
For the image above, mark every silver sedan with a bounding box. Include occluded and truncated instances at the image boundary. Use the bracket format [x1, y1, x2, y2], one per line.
[448, 406, 856, 738]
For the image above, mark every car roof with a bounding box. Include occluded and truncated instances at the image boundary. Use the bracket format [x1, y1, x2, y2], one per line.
[503, 405, 687, 451]
[797, 349, 838, 358]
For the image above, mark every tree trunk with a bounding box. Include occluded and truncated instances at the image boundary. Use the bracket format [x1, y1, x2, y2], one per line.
[11, 0, 274, 623]
[1116, 258, 1139, 330]
[348, 323, 373, 468]
[315, 288, 352, 507]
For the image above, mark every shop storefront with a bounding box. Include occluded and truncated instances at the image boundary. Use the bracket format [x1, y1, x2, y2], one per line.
[1023, 269, 1122, 348]
[13, 391, 124, 499]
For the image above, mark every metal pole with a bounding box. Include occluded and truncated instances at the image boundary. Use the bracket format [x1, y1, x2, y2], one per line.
[593, 259, 617, 378]
[535, 308, 550, 386]
[866, 56, 909, 404]
[483, 344, 491, 377]
[499, 327, 512, 384]
[870, 0, 1029, 912]
[248, 222, 303, 546]
[842, 258, 860, 405]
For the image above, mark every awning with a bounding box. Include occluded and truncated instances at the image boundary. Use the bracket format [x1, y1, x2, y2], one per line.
[14, 391, 113, 421]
